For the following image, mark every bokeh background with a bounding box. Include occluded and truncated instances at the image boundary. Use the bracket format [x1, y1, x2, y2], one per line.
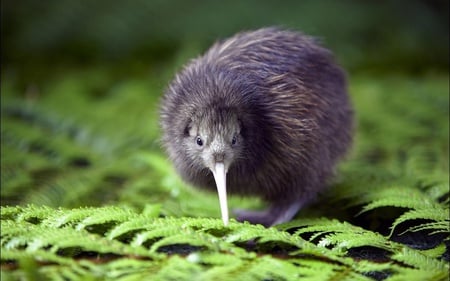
[1, 0, 449, 212]
[2, 0, 449, 72]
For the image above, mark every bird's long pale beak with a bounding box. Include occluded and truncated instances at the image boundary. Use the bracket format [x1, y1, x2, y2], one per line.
[211, 162, 228, 226]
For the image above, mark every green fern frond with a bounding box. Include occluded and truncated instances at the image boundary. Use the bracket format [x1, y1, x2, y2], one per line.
[391, 247, 449, 272]
[1, 249, 77, 268]
[73, 206, 141, 231]
[39, 207, 99, 228]
[348, 260, 394, 276]
[106, 215, 160, 240]
[287, 258, 379, 281]
[1, 220, 151, 258]
[405, 221, 450, 235]
[4, 204, 56, 224]
[2, 203, 449, 280]
[283, 218, 397, 253]
[422, 182, 449, 203]
[390, 208, 450, 236]
[359, 187, 440, 214]
[148, 233, 218, 254]
[318, 232, 391, 254]
[238, 255, 304, 281]
[129, 223, 194, 248]
[383, 266, 449, 281]
[418, 243, 447, 258]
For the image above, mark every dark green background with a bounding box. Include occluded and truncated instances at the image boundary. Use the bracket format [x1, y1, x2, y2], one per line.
[2, 0, 449, 72]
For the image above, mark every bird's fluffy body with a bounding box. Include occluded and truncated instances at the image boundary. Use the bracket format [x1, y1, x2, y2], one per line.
[160, 27, 353, 226]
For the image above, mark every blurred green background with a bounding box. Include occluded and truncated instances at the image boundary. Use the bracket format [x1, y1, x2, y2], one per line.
[2, 0, 449, 72]
[1, 0, 449, 212]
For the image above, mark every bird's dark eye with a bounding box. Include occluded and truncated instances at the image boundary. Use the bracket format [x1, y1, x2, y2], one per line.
[231, 136, 237, 146]
[196, 136, 203, 146]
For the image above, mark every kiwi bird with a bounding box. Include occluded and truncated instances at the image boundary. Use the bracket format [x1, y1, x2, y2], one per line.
[160, 27, 353, 227]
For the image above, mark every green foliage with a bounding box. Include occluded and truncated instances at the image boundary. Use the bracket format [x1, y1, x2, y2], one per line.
[2, 204, 448, 281]
[1, 26, 449, 281]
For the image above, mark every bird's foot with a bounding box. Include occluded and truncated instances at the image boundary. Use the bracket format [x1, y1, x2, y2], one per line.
[234, 201, 303, 227]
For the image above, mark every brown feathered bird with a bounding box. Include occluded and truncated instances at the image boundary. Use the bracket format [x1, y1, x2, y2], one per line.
[160, 27, 353, 227]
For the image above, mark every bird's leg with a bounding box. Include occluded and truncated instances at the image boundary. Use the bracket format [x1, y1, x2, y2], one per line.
[234, 200, 304, 227]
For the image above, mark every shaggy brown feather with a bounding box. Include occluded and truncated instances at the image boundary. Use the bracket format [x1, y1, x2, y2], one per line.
[160, 27, 353, 226]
